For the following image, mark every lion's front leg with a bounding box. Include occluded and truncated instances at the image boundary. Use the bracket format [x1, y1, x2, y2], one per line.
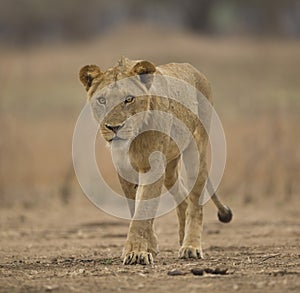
[118, 174, 137, 217]
[123, 219, 158, 265]
[122, 176, 163, 265]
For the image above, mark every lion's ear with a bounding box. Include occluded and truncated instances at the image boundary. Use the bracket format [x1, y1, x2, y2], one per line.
[79, 65, 102, 91]
[131, 60, 156, 89]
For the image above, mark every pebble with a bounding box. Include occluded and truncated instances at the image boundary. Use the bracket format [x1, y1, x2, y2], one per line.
[191, 269, 204, 276]
[191, 267, 228, 276]
[167, 269, 185, 276]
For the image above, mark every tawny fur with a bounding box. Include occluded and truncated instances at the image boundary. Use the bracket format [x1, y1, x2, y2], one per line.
[79, 57, 212, 265]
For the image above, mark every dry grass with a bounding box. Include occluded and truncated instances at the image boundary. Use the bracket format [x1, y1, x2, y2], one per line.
[1, 24, 299, 207]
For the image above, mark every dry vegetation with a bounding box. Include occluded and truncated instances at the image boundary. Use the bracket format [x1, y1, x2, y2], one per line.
[0, 24, 299, 207]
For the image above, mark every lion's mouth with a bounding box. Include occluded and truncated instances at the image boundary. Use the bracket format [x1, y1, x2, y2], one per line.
[108, 136, 127, 142]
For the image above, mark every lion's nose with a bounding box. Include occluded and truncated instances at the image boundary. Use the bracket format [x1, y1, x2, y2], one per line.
[105, 123, 123, 133]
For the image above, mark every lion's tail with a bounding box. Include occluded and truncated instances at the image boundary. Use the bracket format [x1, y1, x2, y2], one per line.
[211, 193, 233, 223]
[207, 178, 233, 223]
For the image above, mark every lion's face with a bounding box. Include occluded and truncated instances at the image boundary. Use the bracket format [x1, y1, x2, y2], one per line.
[93, 85, 151, 142]
[79, 58, 156, 143]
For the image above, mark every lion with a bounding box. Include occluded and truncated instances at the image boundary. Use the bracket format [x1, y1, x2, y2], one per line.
[79, 57, 232, 265]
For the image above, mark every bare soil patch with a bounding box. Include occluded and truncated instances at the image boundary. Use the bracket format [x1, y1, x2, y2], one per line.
[1, 198, 299, 293]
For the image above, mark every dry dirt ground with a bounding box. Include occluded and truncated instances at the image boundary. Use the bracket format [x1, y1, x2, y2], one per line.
[0, 196, 299, 293]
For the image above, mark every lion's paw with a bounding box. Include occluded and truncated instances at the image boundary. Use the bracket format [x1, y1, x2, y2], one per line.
[123, 251, 154, 265]
[179, 246, 203, 259]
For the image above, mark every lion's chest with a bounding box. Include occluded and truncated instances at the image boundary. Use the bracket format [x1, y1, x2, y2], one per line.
[128, 131, 179, 171]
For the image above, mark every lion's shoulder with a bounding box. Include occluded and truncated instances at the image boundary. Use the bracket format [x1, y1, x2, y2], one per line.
[157, 62, 212, 100]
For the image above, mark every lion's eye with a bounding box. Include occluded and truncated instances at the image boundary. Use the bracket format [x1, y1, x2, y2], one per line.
[96, 97, 106, 105]
[124, 95, 135, 104]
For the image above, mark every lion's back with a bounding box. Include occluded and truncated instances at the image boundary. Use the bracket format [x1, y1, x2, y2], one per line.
[157, 63, 212, 101]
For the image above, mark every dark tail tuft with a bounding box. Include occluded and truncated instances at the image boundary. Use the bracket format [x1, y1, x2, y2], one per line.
[217, 206, 233, 223]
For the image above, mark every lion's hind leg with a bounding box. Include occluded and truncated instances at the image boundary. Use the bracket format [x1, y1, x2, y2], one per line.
[178, 140, 208, 259]
[164, 157, 188, 246]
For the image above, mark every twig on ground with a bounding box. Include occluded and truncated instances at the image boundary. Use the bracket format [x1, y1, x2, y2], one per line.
[258, 253, 281, 264]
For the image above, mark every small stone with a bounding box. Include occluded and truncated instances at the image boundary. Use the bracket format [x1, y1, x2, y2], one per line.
[167, 269, 185, 276]
[212, 267, 228, 275]
[192, 267, 228, 276]
[204, 268, 214, 274]
[44, 285, 59, 291]
[191, 269, 204, 276]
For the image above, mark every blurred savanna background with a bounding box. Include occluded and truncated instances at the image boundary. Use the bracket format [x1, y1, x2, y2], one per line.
[1, 0, 299, 210]
[1, 1, 300, 292]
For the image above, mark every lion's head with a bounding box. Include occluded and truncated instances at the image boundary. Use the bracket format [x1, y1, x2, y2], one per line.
[79, 57, 158, 143]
